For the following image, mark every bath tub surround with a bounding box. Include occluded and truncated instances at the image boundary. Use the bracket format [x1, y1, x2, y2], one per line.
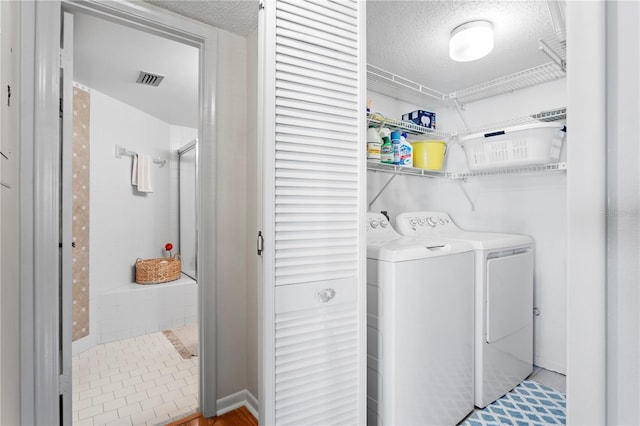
[97, 275, 197, 344]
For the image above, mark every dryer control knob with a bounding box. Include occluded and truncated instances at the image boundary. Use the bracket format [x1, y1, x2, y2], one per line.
[427, 217, 437, 227]
[380, 220, 388, 228]
[418, 217, 425, 225]
[409, 218, 417, 226]
[438, 218, 446, 225]
[370, 220, 379, 228]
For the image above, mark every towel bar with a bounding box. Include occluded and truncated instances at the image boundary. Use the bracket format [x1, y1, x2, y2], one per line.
[115, 144, 166, 167]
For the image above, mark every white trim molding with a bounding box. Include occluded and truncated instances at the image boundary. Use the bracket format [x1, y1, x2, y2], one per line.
[216, 389, 259, 418]
[566, 1, 606, 424]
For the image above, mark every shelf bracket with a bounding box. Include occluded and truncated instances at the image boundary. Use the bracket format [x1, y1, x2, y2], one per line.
[456, 180, 475, 211]
[368, 172, 398, 210]
[539, 39, 566, 72]
[453, 99, 470, 132]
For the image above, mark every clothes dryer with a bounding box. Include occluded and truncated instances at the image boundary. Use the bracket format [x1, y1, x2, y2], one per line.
[366, 213, 475, 425]
[395, 212, 534, 408]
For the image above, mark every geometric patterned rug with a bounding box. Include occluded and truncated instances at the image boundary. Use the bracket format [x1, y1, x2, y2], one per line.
[461, 380, 566, 426]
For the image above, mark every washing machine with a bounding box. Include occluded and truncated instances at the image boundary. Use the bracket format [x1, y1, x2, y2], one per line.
[366, 212, 475, 425]
[395, 211, 534, 408]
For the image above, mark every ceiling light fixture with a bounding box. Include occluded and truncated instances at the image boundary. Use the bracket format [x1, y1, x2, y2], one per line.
[449, 20, 494, 62]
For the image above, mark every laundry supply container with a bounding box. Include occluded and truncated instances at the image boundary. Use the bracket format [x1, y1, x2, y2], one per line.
[459, 122, 565, 171]
[412, 140, 447, 170]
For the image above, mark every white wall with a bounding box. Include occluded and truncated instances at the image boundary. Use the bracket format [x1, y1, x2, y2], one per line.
[245, 27, 259, 401]
[368, 79, 568, 374]
[606, 1, 640, 424]
[0, 1, 20, 423]
[215, 29, 249, 400]
[89, 88, 172, 340]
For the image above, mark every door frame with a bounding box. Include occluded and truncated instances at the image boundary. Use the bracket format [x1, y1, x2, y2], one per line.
[20, 1, 219, 422]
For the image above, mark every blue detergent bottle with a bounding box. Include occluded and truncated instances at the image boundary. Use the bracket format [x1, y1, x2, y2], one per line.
[391, 131, 401, 165]
[399, 133, 413, 167]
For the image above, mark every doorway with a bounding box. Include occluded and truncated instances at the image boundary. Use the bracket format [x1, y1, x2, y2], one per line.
[19, 1, 219, 423]
[67, 10, 201, 425]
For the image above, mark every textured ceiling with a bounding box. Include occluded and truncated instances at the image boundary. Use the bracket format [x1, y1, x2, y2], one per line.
[74, 12, 199, 128]
[367, 1, 556, 94]
[146, 0, 259, 37]
[73, 1, 558, 129]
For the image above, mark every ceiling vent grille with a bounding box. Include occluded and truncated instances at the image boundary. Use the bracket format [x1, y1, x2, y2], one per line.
[136, 71, 165, 87]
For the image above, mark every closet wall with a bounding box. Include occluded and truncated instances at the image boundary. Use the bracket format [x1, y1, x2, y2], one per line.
[215, 28, 251, 401]
[367, 78, 567, 373]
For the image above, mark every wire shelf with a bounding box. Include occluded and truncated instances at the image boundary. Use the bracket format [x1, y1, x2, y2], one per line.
[367, 64, 447, 102]
[532, 107, 567, 122]
[455, 107, 566, 136]
[452, 162, 567, 179]
[367, 113, 452, 139]
[366, 161, 453, 179]
[449, 62, 566, 104]
[367, 161, 567, 180]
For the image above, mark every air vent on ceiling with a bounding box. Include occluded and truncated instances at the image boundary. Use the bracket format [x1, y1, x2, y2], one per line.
[136, 71, 165, 87]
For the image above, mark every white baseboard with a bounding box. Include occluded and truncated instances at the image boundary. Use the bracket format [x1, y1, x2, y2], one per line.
[534, 356, 567, 375]
[216, 389, 259, 418]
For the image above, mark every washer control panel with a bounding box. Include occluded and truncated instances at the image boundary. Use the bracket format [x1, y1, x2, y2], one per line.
[395, 211, 460, 236]
[367, 212, 400, 238]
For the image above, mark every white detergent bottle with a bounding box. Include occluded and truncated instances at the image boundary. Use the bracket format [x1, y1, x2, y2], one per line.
[399, 132, 413, 167]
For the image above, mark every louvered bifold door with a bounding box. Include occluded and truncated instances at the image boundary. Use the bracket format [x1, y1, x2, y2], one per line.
[259, 0, 366, 425]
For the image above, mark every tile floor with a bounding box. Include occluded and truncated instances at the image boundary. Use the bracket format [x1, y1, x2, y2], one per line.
[73, 331, 198, 425]
[461, 380, 566, 425]
[461, 367, 566, 426]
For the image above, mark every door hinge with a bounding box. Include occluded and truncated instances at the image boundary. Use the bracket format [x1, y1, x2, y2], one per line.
[257, 231, 264, 256]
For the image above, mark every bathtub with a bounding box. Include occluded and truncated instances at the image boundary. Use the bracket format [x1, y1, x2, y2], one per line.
[97, 274, 197, 344]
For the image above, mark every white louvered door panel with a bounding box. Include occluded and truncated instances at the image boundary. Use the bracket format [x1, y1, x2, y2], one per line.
[260, 0, 366, 425]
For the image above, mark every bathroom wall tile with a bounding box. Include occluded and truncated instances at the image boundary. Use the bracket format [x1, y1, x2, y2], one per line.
[100, 293, 117, 309]
[130, 327, 146, 339]
[72, 86, 91, 342]
[171, 318, 185, 328]
[98, 319, 118, 334]
[115, 328, 132, 341]
[99, 304, 117, 321]
[159, 319, 173, 331]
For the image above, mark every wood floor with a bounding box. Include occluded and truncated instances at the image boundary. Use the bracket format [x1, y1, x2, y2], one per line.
[167, 407, 258, 426]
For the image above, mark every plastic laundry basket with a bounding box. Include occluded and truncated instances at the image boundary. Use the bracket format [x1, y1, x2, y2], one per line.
[459, 122, 565, 171]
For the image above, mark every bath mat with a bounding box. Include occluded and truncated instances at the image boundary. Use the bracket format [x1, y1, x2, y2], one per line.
[461, 380, 566, 426]
[163, 324, 198, 359]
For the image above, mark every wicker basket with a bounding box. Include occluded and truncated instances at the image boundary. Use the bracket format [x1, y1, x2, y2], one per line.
[135, 255, 181, 284]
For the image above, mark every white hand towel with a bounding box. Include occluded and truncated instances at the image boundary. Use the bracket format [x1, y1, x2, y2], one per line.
[136, 154, 154, 193]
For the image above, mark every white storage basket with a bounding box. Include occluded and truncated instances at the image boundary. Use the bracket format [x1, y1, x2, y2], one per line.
[459, 122, 566, 171]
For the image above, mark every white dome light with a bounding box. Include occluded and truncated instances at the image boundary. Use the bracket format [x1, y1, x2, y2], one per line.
[449, 20, 494, 62]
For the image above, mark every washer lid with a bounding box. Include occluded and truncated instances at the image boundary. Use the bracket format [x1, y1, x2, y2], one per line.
[367, 238, 473, 261]
[395, 211, 533, 250]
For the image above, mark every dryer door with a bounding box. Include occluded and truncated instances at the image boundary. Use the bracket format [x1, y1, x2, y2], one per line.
[486, 251, 534, 343]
